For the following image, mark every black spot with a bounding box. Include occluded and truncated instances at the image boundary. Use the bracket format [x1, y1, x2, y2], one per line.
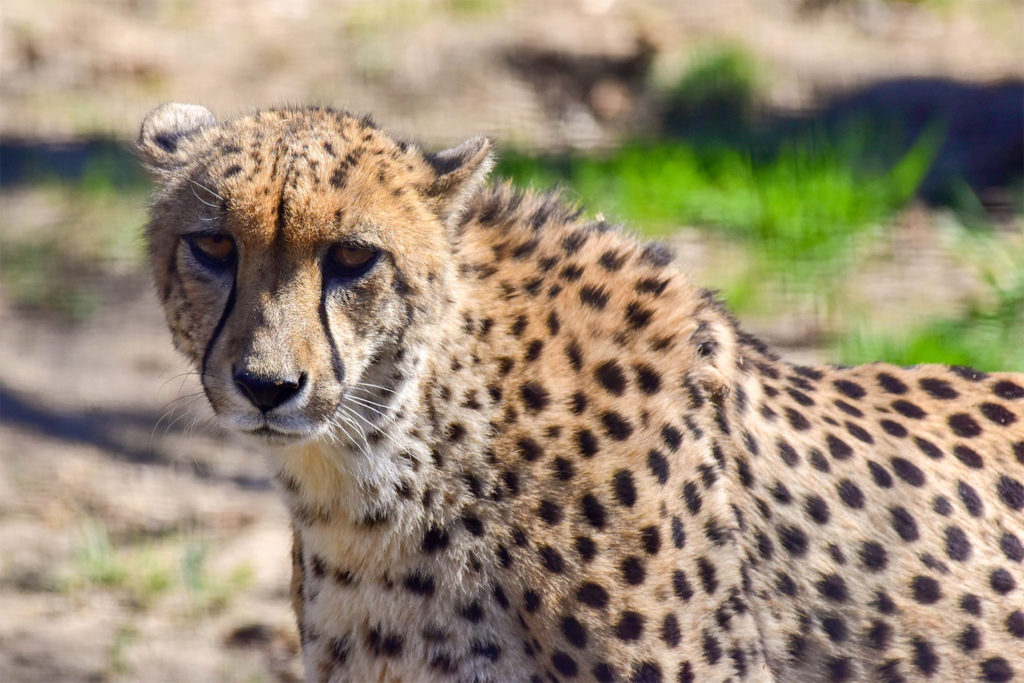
[634, 364, 662, 394]
[817, 574, 848, 602]
[537, 500, 563, 526]
[631, 661, 663, 683]
[422, 526, 450, 553]
[1005, 610, 1024, 638]
[826, 435, 853, 460]
[920, 377, 958, 399]
[997, 475, 1024, 510]
[516, 437, 543, 462]
[868, 461, 894, 488]
[951, 365, 987, 381]
[809, 449, 831, 472]
[553, 457, 575, 481]
[538, 545, 564, 573]
[787, 387, 815, 407]
[834, 379, 866, 399]
[684, 482, 702, 514]
[524, 338, 543, 361]
[880, 419, 908, 437]
[366, 628, 404, 657]
[779, 525, 808, 556]
[600, 411, 633, 440]
[1001, 532, 1024, 562]
[981, 402, 1017, 426]
[914, 436, 943, 459]
[576, 581, 609, 608]
[867, 620, 892, 650]
[835, 400, 863, 418]
[822, 616, 848, 642]
[778, 440, 799, 466]
[595, 360, 627, 395]
[625, 302, 654, 329]
[785, 408, 811, 431]
[949, 412, 982, 437]
[892, 400, 926, 419]
[520, 382, 550, 412]
[561, 616, 588, 648]
[911, 575, 942, 604]
[671, 517, 686, 549]
[661, 613, 681, 647]
[933, 495, 953, 515]
[551, 651, 578, 676]
[523, 589, 541, 612]
[994, 381, 1024, 399]
[579, 284, 610, 309]
[570, 390, 587, 414]
[580, 494, 607, 529]
[980, 658, 1014, 682]
[959, 624, 981, 651]
[460, 600, 484, 622]
[661, 425, 682, 451]
[860, 541, 888, 572]
[878, 372, 909, 394]
[960, 593, 982, 615]
[615, 611, 645, 641]
[647, 450, 670, 484]
[402, 571, 436, 596]
[805, 495, 831, 524]
[640, 526, 661, 554]
[845, 421, 873, 443]
[559, 263, 584, 282]
[672, 570, 693, 601]
[575, 429, 599, 458]
[890, 457, 925, 486]
[990, 568, 1016, 594]
[702, 631, 721, 665]
[837, 479, 864, 509]
[635, 276, 669, 296]
[575, 535, 597, 561]
[593, 663, 616, 682]
[828, 657, 852, 682]
[958, 481, 985, 517]
[598, 249, 625, 271]
[565, 341, 584, 371]
[890, 506, 920, 541]
[912, 637, 939, 676]
[620, 556, 646, 585]
[613, 470, 637, 507]
[944, 526, 971, 561]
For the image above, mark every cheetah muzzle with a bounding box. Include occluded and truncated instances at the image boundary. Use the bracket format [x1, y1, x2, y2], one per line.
[140, 103, 1024, 683]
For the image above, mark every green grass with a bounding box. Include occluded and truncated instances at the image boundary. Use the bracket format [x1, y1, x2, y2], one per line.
[499, 122, 940, 309]
[56, 521, 254, 614]
[840, 230, 1024, 370]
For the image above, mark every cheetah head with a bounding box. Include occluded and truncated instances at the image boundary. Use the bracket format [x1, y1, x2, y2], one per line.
[138, 103, 493, 444]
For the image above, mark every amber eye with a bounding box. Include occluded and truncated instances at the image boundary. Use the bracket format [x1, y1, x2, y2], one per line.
[186, 233, 236, 269]
[326, 244, 380, 281]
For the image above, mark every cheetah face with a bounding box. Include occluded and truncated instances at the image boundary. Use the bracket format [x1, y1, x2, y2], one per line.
[138, 104, 492, 444]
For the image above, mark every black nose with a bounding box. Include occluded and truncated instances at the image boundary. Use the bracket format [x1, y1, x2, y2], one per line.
[233, 368, 306, 412]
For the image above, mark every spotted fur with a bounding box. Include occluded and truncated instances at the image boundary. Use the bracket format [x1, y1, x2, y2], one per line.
[140, 104, 1024, 683]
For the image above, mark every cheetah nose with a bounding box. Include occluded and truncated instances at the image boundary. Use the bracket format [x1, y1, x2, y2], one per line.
[233, 367, 307, 412]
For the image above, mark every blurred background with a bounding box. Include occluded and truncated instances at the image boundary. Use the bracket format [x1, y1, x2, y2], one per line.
[1, 0, 1022, 680]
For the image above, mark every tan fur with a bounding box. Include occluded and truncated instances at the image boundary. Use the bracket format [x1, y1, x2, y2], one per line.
[141, 104, 1024, 683]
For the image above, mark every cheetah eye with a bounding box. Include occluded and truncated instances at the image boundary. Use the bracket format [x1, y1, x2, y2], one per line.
[186, 233, 236, 270]
[326, 244, 380, 282]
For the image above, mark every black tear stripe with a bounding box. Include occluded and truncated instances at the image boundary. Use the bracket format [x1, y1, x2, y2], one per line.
[200, 277, 237, 384]
[319, 290, 345, 386]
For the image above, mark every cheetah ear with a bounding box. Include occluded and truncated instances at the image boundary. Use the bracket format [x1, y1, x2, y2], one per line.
[137, 103, 217, 177]
[422, 136, 495, 223]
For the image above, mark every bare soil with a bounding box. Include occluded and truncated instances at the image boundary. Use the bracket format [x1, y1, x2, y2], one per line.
[1, 1, 1021, 681]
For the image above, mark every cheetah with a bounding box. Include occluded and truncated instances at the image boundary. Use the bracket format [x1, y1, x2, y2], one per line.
[138, 103, 1024, 682]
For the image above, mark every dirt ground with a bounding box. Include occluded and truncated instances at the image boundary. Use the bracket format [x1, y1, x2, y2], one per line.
[1, 1, 1022, 681]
